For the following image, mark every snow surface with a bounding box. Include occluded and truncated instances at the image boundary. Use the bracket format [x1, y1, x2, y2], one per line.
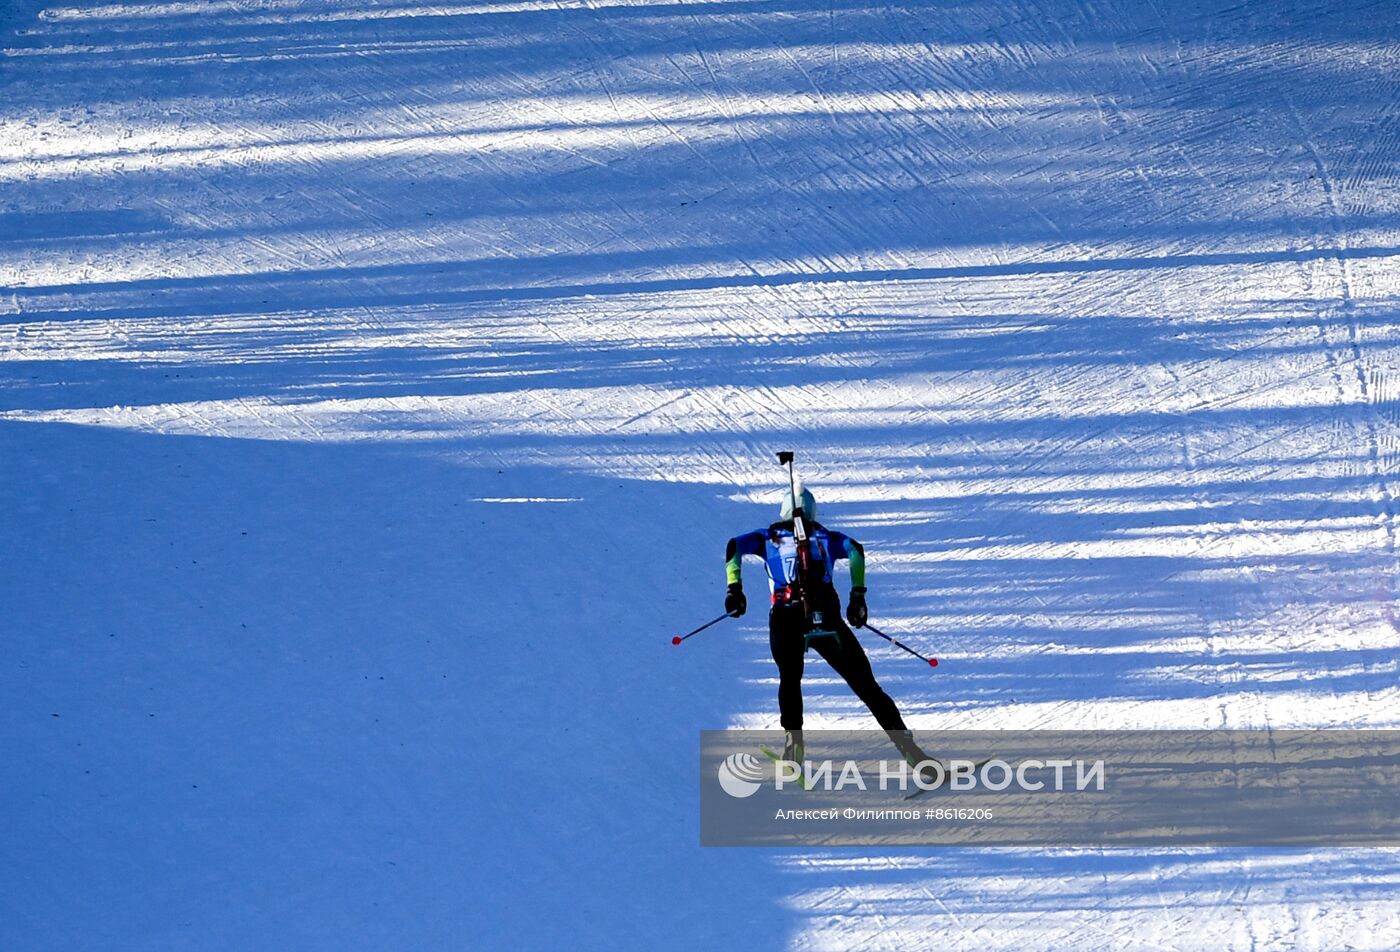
[2, 0, 1399, 948]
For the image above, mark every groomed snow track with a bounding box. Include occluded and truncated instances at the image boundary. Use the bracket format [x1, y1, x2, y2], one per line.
[3, 0, 1399, 948]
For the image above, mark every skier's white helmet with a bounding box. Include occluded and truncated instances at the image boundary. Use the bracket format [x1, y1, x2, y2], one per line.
[780, 480, 817, 521]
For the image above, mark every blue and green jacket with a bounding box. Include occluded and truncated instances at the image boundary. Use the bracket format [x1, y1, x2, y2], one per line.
[726, 521, 865, 602]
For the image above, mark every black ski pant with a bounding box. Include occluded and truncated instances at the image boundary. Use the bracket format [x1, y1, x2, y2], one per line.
[769, 603, 907, 731]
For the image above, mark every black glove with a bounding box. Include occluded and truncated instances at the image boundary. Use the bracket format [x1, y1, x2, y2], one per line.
[725, 583, 747, 617]
[846, 586, 868, 628]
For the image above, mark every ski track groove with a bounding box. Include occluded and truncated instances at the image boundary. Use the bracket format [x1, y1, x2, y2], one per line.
[1287, 93, 1400, 633]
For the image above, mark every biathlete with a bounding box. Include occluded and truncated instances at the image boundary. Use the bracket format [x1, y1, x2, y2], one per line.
[725, 481, 931, 767]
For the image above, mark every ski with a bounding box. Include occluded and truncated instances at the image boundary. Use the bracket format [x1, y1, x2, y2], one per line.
[760, 745, 813, 791]
[903, 757, 995, 801]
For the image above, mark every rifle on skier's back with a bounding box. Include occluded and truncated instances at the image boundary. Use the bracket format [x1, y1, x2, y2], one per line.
[777, 451, 826, 629]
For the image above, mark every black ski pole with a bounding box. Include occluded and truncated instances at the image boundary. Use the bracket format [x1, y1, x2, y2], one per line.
[671, 611, 736, 646]
[863, 622, 939, 668]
